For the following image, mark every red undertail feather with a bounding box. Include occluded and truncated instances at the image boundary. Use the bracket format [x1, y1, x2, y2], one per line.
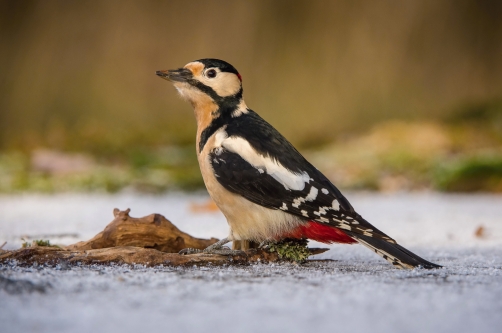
[284, 221, 357, 244]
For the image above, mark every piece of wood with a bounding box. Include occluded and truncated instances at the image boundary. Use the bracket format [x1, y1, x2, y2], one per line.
[65, 208, 219, 253]
[0, 245, 328, 267]
[0, 208, 330, 267]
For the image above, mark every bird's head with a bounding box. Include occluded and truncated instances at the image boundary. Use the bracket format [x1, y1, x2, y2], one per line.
[156, 59, 243, 110]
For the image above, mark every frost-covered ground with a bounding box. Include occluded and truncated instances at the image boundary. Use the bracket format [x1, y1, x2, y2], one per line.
[1, 192, 502, 333]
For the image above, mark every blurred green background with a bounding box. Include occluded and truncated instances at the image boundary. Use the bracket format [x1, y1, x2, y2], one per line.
[1, 0, 502, 193]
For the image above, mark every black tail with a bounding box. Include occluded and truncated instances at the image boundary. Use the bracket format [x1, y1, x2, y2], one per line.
[346, 232, 442, 269]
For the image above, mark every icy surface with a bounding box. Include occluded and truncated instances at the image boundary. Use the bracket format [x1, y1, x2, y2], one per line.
[1, 192, 502, 333]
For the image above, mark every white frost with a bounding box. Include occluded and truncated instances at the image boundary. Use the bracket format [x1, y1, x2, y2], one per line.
[1, 192, 502, 333]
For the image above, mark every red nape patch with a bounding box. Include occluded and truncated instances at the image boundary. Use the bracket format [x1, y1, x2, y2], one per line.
[237, 73, 242, 82]
[283, 221, 357, 244]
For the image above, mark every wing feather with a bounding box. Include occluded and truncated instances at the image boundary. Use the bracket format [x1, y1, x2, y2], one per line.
[205, 110, 441, 268]
[210, 147, 396, 243]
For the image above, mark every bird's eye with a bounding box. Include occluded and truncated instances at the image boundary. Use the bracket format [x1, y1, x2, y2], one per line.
[206, 69, 217, 78]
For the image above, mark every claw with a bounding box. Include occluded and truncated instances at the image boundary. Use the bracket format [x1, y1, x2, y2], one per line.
[178, 238, 247, 257]
[179, 248, 202, 255]
[203, 248, 247, 256]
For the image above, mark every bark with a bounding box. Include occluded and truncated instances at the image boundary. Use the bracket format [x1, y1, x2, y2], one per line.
[65, 208, 219, 252]
[0, 208, 329, 267]
[0, 245, 328, 267]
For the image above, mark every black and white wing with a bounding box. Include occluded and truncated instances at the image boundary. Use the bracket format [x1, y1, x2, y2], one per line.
[209, 140, 394, 243]
[207, 111, 441, 269]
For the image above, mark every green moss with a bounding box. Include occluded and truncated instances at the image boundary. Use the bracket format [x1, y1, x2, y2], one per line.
[22, 239, 57, 248]
[268, 238, 311, 263]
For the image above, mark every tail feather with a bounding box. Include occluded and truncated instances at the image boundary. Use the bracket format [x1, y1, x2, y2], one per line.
[346, 232, 442, 269]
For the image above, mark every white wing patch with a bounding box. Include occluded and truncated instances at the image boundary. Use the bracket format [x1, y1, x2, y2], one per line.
[305, 187, 318, 201]
[292, 198, 303, 208]
[332, 200, 340, 211]
[292, 186, 318, 208]
[221, 135, 310, 191]
[313, 206, 330, 216]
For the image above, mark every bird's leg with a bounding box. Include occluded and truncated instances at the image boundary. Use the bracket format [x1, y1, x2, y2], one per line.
[233, 240, 259, 251]
[178, 238, 246, 256]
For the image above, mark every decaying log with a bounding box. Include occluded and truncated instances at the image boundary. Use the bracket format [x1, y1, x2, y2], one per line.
[0, 208, 329, 267]
[0, 245, 328, 267]
[65, 208, 219, 253]
[0, 246, 244, 267]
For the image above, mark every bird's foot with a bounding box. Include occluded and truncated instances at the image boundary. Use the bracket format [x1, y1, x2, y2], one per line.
[204, 247, 246, 256]
[178, 248, 202, 255]
[178, 238, 246, 256]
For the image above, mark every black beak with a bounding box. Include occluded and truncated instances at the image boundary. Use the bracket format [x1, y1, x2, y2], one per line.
[156, 68, 193, 82]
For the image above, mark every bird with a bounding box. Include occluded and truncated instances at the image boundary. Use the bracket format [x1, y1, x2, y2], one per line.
[156, 58, 441, 269]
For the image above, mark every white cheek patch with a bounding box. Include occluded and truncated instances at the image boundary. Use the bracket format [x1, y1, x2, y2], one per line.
[196, 71, 242, 97]
[211, 72, 242, 97]
[221, 136, 310, 191]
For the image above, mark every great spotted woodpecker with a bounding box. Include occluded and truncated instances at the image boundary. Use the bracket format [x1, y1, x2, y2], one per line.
[156, 59, 441, 269]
